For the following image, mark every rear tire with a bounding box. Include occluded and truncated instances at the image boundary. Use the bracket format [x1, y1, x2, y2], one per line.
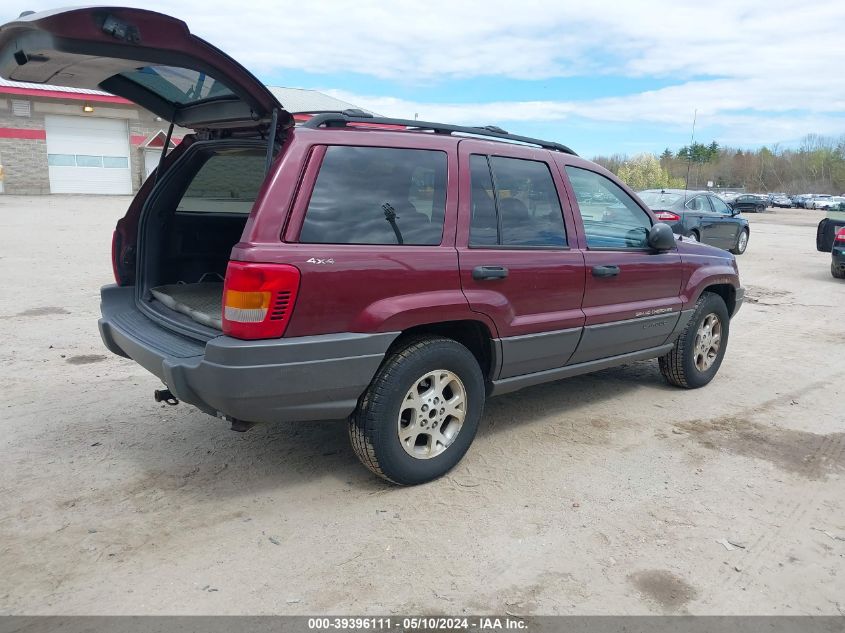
[689, 230, 700, 243]
[730, 229, 749, 255]
[659, 292, 730, 389]
[349, 336, 485, 485]
[833, 262, 845, 279]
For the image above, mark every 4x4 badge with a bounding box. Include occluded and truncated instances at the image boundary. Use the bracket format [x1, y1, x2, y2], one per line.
[306, 257, 335, 265]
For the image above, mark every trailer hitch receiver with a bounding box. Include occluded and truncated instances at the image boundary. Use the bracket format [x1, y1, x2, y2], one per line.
[154, 388, 179, 406]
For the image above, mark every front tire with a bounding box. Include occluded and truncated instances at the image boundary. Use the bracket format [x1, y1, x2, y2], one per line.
[659, 292, 730, 389]
[731, 229, 749, 255]
[349, 336, 485, 485]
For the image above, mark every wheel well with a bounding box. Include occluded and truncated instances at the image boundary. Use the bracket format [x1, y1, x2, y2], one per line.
[702, 284, 736, 315]
[392, 320, 495, 379]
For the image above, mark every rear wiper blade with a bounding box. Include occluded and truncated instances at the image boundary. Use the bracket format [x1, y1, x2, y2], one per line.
[382, 202, 404, 245]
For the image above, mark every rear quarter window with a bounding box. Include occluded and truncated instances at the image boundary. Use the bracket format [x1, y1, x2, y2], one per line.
[299, 146, 447, 245]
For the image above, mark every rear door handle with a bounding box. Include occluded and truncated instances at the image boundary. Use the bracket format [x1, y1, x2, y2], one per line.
[472, 265, 509, 280]
[592, 265, 620, 278]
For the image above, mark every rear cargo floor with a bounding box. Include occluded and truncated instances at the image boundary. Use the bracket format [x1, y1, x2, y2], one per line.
[150, 283, 223, 330]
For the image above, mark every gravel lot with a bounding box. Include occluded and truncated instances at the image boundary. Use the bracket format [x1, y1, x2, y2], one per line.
[1, 196, 843, 615]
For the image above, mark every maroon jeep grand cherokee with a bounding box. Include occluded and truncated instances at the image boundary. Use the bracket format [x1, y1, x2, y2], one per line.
[1, 8, 744, 484]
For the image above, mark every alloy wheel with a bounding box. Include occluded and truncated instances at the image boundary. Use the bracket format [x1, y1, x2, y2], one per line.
[693, 313, 722, 372]
[397, 370, 467, 459]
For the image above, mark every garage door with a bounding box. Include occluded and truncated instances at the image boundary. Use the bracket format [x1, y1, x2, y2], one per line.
[45, 115, 132, 194]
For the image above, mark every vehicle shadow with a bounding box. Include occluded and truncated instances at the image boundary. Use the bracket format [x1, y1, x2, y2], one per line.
[478, 359, 670, 438]
[98, 359, 670, 497]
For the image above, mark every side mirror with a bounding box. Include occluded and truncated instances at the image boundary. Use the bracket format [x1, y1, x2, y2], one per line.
[648, 222, 677, 251]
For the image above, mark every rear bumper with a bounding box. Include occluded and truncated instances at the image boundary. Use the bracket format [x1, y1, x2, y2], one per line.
[833, 248, 845, 270]
[99, 285, 398, 422]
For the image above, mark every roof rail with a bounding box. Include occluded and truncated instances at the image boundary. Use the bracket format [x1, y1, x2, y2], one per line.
[301, 112, 577, 155]
[290, 108, 374, 117]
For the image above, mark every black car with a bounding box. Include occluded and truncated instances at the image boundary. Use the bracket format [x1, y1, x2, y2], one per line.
[832, 227, 845, 279]
[638, 189, 750, 254]
[730, 194, 767, 213]
[816, 205, 845, 254]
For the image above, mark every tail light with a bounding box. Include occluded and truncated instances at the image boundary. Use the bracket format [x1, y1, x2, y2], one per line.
[111, 229, 122, 285]
[835, 228, 845, 243]
[222, 262, 300, 339]
[654, 211, 681, 222]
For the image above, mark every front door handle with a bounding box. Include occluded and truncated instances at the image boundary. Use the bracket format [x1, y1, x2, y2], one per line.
[592, 265, 620, 278]
[472, 265, 509, 280]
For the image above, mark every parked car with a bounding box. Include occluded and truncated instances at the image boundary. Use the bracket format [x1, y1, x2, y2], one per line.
[0, 7, 746, 485]
[811, 196, 843, 210]
[638, 189, 750, 254]
[793, 194, 811, 208]
[729, 194, 767, 213]
[770, 194, 793, 208]
[831, 228, 845, 279]
[802, 194, 829, 209]
[816, 205, 845, 252]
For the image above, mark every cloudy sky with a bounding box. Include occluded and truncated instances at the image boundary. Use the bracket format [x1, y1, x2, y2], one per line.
[3, 1, 844, 157]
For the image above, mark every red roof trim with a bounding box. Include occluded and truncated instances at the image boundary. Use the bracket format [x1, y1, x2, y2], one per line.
[0, 128, 182, 144]
[131, 134, 183, 146]
[0, 85, 133, 104]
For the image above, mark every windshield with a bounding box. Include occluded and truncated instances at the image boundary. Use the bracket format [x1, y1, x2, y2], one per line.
[638, 191, 683, 207]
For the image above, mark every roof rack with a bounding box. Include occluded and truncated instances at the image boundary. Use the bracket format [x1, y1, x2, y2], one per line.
[290, 108, 374, 117]
[301, 111, 577, 155]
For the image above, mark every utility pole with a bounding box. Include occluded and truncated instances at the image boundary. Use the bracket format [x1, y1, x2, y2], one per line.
[684, 108, 697, 199]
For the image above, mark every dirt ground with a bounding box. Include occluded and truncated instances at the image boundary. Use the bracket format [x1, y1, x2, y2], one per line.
[0, 196, 843, 615]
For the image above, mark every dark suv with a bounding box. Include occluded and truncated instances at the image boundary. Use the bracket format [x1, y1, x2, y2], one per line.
[1, 8, 744, 485]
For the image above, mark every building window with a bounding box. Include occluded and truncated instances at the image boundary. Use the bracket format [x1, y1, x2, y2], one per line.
[47, 154, 131, 169]
[47, 154, 77, 167]
[75, 155, 104, 168]
[103, 156, 130, 169]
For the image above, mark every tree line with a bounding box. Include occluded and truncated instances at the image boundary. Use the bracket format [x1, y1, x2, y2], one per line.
[592, 134, 845, 194]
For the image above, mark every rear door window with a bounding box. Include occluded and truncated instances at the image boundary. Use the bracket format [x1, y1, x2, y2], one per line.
[300, 146, 447, 245]
[709, 196, 732, 214]
[685, 195, 713, 212]
[469, 155, 567, 248]
[177, 149, 266, 213]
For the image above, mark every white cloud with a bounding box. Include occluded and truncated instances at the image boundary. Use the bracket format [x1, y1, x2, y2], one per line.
[323, 85, 845, 146]
[4, 0, 844, 146]
[6, 0, 843, 82]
